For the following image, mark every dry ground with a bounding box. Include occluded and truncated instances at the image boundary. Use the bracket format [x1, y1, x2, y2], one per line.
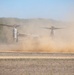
[0, 58, 74, 75]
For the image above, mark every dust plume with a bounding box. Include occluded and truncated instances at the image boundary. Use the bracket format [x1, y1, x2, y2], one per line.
[18, 35, 74, 53]
[0, 35, 74, 53]
[0, 18, 74, 53]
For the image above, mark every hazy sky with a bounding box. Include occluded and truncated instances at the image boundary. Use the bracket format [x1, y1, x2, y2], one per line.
[0, 0, 74, 21]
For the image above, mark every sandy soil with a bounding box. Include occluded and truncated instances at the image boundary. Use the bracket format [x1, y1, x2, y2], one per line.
[0, 58, 74, 75]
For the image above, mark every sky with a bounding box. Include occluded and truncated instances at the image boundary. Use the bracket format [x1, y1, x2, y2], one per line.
[0, 0, 74, 21]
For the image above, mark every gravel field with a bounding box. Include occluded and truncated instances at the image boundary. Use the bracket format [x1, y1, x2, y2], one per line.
[0, 53, 74, 75]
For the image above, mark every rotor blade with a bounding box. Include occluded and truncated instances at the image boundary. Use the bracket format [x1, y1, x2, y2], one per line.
[54, 28, 63, 29]
[0, 24, 13, 27]
[41, 27, 52, 29]
[0, 24, 21, 27]
[18, 33, 28, 37]
[13, 25, 21, 27]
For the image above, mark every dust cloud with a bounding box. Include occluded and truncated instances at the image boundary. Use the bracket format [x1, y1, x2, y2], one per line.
[0, 35, 74, 53]
[0, 19, 74, 53]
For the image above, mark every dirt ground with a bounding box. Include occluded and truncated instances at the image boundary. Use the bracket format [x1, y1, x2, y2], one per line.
[0, 58, 74, 75]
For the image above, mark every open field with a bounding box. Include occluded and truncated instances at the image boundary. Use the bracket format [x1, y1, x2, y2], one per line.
[0, 53, 74, 75]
